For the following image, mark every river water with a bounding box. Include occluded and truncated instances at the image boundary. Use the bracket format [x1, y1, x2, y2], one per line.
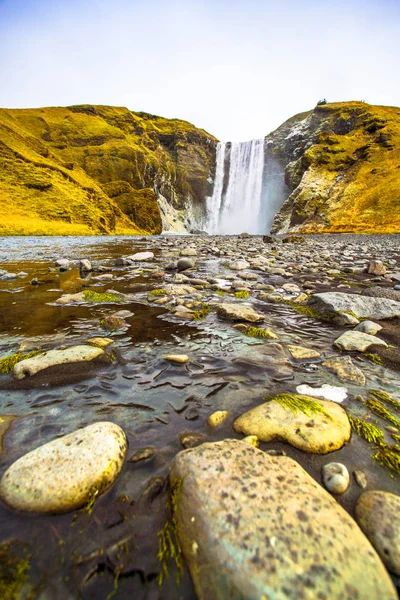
[0, 235, 399, 599]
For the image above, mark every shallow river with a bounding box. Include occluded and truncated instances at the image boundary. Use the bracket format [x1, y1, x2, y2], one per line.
[0, 235, 399, 599]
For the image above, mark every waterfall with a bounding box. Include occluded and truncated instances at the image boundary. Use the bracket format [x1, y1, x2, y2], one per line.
[205, 139, 288, 235]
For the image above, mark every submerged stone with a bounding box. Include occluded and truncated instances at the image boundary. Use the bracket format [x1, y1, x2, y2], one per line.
[13, 345, 104, 379]
[233, 394, 350, 453]
[0, 422, 127, 513]
[287, 345, 321, 359]
[170, 440, 396, 600]
[322, 355, 366, 385]
[0, 416, 16, 458]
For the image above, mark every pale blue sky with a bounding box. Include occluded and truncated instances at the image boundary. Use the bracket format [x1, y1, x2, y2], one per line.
[0, 0, 399, 140]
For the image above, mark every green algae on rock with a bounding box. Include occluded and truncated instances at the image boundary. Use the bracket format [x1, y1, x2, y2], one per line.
[233, 394, 350, 454]
[348, 415, 385, 444]
[13, 345, 105, 380]
[0, 351, 42, 374]
[169, 440, 397, 600]
[0, 541, 31, 600]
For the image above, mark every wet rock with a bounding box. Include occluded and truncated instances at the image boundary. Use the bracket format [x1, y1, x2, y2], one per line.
[177, 258, 195, 271]
[353, 469, 368, 489]
[309, 292, 400, 320]
[179, 431, 208, 449]
[55, 291, 85, 304]
[228, 260, 250, 271]
[30, 277, 39, 286]
[170, 440, 396, 600]
[216, 303, 264, 323]
[322, 355, 366, 385]
[55, 258, 69, 268]
[0, 422, 127, 513]
[334, 331, 387, 352]
[355, 320, 383, 335]
[233, 395, 350, 453]
[163, 354, 189, 364]
[0, 416, 16, 458]
[164, 283, 197, 296]
[79, 259, 92, 272]
[355, 491, 400, 576]
[242, 435, 259, 447]
[207, 411, 228, 428]
[322, 462, 350, 494]
[13, 345, 104, 379]
[127, 251, 154, 261]
[180, 248, 197, 257]
[367, 260, 386, 275]
[282, 235, 305, 243]
[86, 337, 114, 348]
[128, 447, 155, 463]
[287, 345, 321, 360]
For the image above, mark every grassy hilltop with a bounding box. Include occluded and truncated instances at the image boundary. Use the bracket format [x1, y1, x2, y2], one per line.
[269, 101, 400, 234]
[0, 105, 216, 235]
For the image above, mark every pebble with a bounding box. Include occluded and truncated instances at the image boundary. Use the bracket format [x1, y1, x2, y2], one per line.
[322, 462, 350, 494]
[207, 410, 228, 428]
[163, 354, 189, 364]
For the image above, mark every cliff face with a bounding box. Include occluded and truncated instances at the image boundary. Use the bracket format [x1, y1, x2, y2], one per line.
[0, 105, 217, 235]
[268, 102, 400, 234]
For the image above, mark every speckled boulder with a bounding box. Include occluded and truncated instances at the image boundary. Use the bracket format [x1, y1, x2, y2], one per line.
[233, 395, 351, 454]
[170, 440, 396, 600]
[355, 491, 400, 576]
[0, 422, 127, 513]
[333, 331, 387, 352]
[322, 355, 366, 385]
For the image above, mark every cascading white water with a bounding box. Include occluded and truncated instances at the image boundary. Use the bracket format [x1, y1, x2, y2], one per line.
[205, 138, 288, 235]
[207, 139, 265, 234]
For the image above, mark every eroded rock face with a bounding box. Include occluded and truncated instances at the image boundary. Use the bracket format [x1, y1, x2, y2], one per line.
[170, 440, 396, 600]
[355, 491, 400, 576]
[309, 292, 400, 320]
[233, 395, 350, 453]
[0, 422, 127, 513]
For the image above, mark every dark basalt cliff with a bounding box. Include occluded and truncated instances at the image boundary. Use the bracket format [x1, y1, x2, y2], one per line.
[0, 105, 217, 235]
[267, 102, 400, 234]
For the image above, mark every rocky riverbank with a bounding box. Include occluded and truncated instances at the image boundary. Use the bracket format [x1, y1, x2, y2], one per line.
[0, 233, 399, 598]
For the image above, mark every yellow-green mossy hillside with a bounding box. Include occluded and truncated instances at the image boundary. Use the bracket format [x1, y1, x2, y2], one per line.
[0, 105, 216, 235]
[270, 102, 400, 234]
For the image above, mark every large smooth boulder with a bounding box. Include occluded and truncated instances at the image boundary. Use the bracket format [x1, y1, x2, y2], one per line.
[333, 331, 387, 352]
[216, 303, 264, 323]
[0, 422, 127, 513]
[170, 440, 396, 600]
[309, 292, 400, 320]
[355, 491, 400, 576]
[13, 345, 104, 379]
[233, 394, 350, 453]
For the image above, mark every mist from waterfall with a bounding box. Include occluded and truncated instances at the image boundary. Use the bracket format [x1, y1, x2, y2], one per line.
[206, 139, 288, 235]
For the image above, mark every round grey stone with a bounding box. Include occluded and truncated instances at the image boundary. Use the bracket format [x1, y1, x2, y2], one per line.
[322, 462, 350, 494]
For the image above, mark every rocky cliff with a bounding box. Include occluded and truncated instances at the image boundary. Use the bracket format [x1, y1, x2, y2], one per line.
[0, 105, 217, 235]
[268, 102, 400, 234]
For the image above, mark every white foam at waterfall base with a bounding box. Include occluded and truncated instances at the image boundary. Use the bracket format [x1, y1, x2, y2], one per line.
[205, 138, 288, 235]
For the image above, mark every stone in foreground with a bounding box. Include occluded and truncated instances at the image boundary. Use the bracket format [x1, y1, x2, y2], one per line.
[233, 394, 350, 453]
[170, 440, 396, 600]
[0, 422, 127, 513]
[309, 292, 400, 320]
[355, 490, 400, 576]
[216, 303, 264, 323]
[334, 331, 387, 352]
[13, 345, 104, 379]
